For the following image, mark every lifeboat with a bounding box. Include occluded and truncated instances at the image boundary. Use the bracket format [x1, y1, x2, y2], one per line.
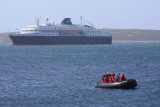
[95, 79, 137, 89]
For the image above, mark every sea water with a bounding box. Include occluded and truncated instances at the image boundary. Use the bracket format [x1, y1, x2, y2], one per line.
[0, 42, 160, 107]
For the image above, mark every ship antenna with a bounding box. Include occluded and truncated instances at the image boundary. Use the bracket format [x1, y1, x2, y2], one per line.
[45, 17, 49, 25]
[84, 18, 86, 25]
[35, 17, 40, 26]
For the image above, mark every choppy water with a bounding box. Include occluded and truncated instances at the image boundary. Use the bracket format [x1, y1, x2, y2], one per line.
[0, 42, 160, 107]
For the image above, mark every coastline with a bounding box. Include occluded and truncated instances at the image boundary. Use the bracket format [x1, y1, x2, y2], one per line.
[0, 32, 12, 43]
[0, 29, 160, 43]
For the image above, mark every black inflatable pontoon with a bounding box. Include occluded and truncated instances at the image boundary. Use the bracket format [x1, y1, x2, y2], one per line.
[95, 79, 137, 89]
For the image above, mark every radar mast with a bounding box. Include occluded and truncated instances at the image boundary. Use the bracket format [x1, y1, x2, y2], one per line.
[35, 17, 40, 26]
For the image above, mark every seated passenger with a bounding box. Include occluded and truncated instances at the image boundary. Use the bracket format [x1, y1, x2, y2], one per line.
[107, 73, 116, 83]
[116, 73, 120, 82]
[101, 74, 108, 83]
[108, 74, 112, 83]
[120, 74, 127, 81]
[101, 78, 105, 83]
[101, 73, 116, 83]
[104, 73, 111, 83]
[111, 73, 116, 82]
[104, 76, 109, 83]
[101, 77, 105, 83]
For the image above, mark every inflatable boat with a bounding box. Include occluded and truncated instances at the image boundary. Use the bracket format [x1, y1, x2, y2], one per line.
[95, 79, 137, 89]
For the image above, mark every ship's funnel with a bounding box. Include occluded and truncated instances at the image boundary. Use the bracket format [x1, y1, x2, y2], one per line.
[61, 18, 72, 25]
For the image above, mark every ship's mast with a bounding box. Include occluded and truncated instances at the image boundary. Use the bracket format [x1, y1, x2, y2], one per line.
[83, 18, 86, 25]
[35, 17, 40, 26]
[80, 16, 82, 25]
[45, 17, 49, 25]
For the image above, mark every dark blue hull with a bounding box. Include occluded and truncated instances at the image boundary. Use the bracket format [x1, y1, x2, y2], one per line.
[9, 36, 112, 45]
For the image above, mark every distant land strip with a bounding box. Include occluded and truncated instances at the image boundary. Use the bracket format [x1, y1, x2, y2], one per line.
[0, 29, 160, 43]
[103, 29, 160, 41]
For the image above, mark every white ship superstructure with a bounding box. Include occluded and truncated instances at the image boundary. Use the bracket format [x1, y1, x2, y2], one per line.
[20, 18, 110, 36]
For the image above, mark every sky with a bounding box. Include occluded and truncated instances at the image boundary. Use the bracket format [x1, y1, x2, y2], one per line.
[0, 0, 160, 32]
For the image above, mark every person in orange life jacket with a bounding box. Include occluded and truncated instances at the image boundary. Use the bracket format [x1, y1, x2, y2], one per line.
[111, 73, 116, 82]
[103, 73, 112, 83]
[116, 73, 120, 82]
[107, 73, 116, 83]
[105, 73, 112, 83]
[101, 74, 108, 83]
[104, 72, 111, 83]
[120, 74, 127, 81]
[107, 73, 113, 83]
[101, 73, 110, 83]
[101, 73, 116, 83]
[104, 75, 109, 83]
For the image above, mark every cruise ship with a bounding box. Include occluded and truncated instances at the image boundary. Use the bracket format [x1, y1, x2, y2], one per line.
[9, 18, 112, 45]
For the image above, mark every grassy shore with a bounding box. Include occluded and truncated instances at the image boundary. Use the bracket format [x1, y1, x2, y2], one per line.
[103, 29, 160, 41]
[0, 33, 12, 43]
[0, 29, 160, 43]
